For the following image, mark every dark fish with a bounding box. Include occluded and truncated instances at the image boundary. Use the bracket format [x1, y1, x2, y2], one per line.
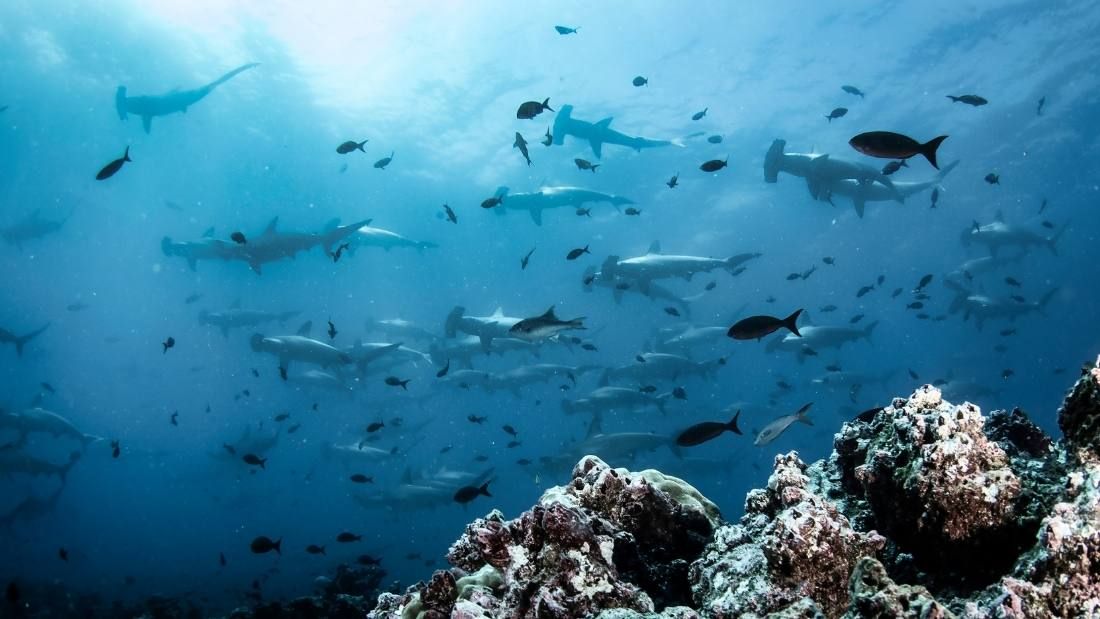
[639, 385, 657, 394]
[841, 85, 865, 98]
[801, 266, 816, 280]
[984, 173, 1000, 185]
[667, 173, 679, 188]
[502, 424, 518, 437]
[849, 131, 948, 169]
[849, 314, 864, 324]
[357, 554, 382, 566]
[184, 293, 202, 304]
[820, 304, 837, 312]
[672, 386, 687, 400]
[581, 343, 598, 351]
[366, 421, 384, 433]
[350, 474, 373, 484]
[554, 25, 578, 35]
[825, 363, 842, 372]
[1000, 328, 1017, 337]
[250, 536, 281, 555]
[436, 360, 450, 378]
[786, 273, 801, 281]
[517, 458, 532, 466]
[514, 133, 531, 166]
[521, 247, 535, 270]
[111, 440, 120, 459]
[384, 376, 410, 390]
[467, 415, 487, 424]
[336, 139, 368, 154]
[636, 355, 647, 363]
[707, 135, 723, 144]
[692, 107, 708, 121]
[699, 157, 728, 172]
[222, 443, 237, 456]
[930, 187, 939, 209]
[664, 307, 681, 317]
[825, 107, 848, 122]
[287, 423, 300, 434]
[243, 454, 266, 469]
[95, 146, 132, 180]
[5, 581, 18, 605]
[336, 532, 362, 543]
[892, 288, 903, 298]
[227, 231, 249, 245]
[676, 410, 741, 446]
[915, 274, 933, 291]
[1002, 369, 1015, 379]
[881, 160, 908, 175]
[218, 552, 226, 567]
[1005, 277, 1021, 287]
[854, 407, 880, 423]
[442, 204, 458, 224]
[856, 285, 874, 298]
[624, 207, 642, 216]
[473, 454, 489, 462]
[728, 309, 803, 340]
[907, 302, 924, 310]
[454, 481, 492, 504]
[1010, 295, 1026, 304]
[576, 207, 591, 217]
[566, 245, 590, 260]
[632, 76, 648, 87]
[274, 413, 290, 422]
[947, 94, 988, 106]
[801, 347, 818, 357]
[823, 256, 835, 265]
[517, 98, 554, 119]
[279, 366, 288, 381]
[1038, 198, 1048, 214]
[373, 151, 394, 169]
[170, 412, 179, 426]
[908, 369, 919, 380]
[58, 547, 69, 561]
[877, 275, 885, 285]
[766, 296, 776, 303]
[574, 158, 599, 172]
[1036, 96, 1046, 116]
[162, 336, 175, 353]
[1041, 220, 1054, 229]
[327, 320, 337, 340]
[915, 313, 930, 319]
[306, 545, 326, 555]
[481, 196, 503, 209]
[705, 281, 716, 291]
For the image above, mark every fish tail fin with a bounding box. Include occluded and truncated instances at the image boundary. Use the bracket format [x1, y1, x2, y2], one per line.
[123, 146, 131, 162]
[797, 402, 814, 425]
[274, 539, 282, 555]
[480, 481, 492, 497]
[921, 136, 948, 170]
[358, 140, 367, 151]
[542, 97, 553, 112]
[728, 409, 742, 435]
[784, 309, 803, 337]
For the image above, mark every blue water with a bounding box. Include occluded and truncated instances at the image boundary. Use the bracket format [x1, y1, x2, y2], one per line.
[2, 0, 1098, 613]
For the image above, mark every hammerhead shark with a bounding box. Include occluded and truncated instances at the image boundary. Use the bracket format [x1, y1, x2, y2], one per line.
[552, 104, 680, 158]
[116, 62, 259, 133]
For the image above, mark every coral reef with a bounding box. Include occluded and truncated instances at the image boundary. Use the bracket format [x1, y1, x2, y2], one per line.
[372, 358, 1100, 619]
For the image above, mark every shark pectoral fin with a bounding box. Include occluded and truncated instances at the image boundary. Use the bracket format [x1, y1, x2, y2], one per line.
[142, 115, 152, 133]
[589, 140, 603, 159]
[854, 199, 866, 218]
[479, 335, 492, 352]
[250, 260, 263, 275]
[529, 208, 543, 226]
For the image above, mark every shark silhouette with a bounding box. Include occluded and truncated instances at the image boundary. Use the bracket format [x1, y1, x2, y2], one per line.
[116, 62, 259, 133]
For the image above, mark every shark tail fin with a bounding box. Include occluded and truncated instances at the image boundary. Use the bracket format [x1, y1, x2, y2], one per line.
[1038, 288, 1059, 312]
[936, 160, 960, 181]
[863, 321, 879, 342]
[206, 62, 260, 91]
[1048, 222, 1068, 255]
[920, 136, 948, 170]
[15, 323, 50, 357]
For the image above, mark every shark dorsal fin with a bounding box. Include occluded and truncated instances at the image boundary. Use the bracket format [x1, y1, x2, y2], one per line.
[202, 226, 215, 238]
[647, 241, 661, 255]
[491, 307, 504, 318]
[595, 117, 613, 128]
[264, 217, 279, 234]
[542, 306, 557, 320]
[297, 321, 312, 337]
[230, 299, 241, 309]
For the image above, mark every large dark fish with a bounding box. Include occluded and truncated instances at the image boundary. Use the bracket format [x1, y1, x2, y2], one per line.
[841, 85, 865, 98]
[516, 98, 554, 119]
[947, 94, 988, 106]
[454, 481, 492, 504]
[699, 158, 728, 172]
[848, 131, 948, 169]
[826, 107, 848, 122]
[373, 151, 394, 169]
[250, 536, 281, 555]
[728, 309, 803, 340]
[336, 139, 368, 154]
[676, 410, 742, 446]
[96, 146, 132, 180]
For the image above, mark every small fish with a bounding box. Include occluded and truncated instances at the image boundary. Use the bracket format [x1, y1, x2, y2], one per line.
[823, 256, 835, 266]
[331, 242, 350, 262]
[676, 410, 741, 447]
[230, 231, 247, 245]
[705, 281, 716, 291]
[1038, 198, 1048, 214]
[1036, 96, 1046, 116]
[766, 296, 776, 303]
[825, 363, 842, 372]
[907, 302, 924, 310]
[219, 552, 227, 567]
[776, 380, 793, 390]
[516, 98, 554, 119]
[58, 547, 69, 562]
[849, 314, 864, 324]
[692, 107, 708, 121]
[639, 385, 657, 394]
[699, 158, 728, 172]
[1041, 220, 1054, 229]
[454, 481, 492, 504]
[915, 313, 930, 319]
[914, 274, 933, 291]
[111, 440, 120, 459]
[357, 554, 382, 566]
[786, 273, 801, 281]
[801, 266, 817, 280]
[1002, 369, 1015, 379]
[541, 127, 553, 146]
[984, 173, 1000, 185]
[856, 285, 875, 298]
[554, 25, 578, 35]
[222, 443, 236, 456]
[502, 424, 518, 437]
[664, 306, 681, 317]
[467, 415, 487, 424]
[877, 275, 885, 285]
[366, 421, 384, 433]
[672, 386, 687, 400]
[841, 85, 865, 98]
[162, 336, 175, 353]
[327, 320, 338, 340]
[436, 360, 450, 378]
[632, 76, 648, 87]
[95, 146, 132, 180]
[1005, 276, 1021, 287]
[908, 369, 920, 380]
[384, 376, 410, 390]
[636, 355, 647, 363]
[373, 151, 394, 169]
[442, 204, 458, 224]
[473, 454, 489, 462]
[825, 107, 848, 122]
[336, 532, 362, 543]
[274, 413, 290, 422]
[170, 412, 179, 426]
[566, 245, 590, 260]
[947, 94, 988, 106]
[849, 131, 948, 169]
[728, 309, 803, 341]
[184, 293, 202, 304]
[574, 158, 599, 172]
[581, 343, 598, 351]
[521, 247, 536, 270]
[336, 139, 368, 154]
[514, 134, 531, 166]
[820, 304, 838, 312]
[707, 135, 723, 144]
[754, 402, 814, 446]
[624, 207, 642, 216]
[1000, 328, 1017, 337]
[666, 173, 679, 188]
[250, 536, 281, 555]
[287, 423, 300, 434]
[881, 160, 908, 175]
[576, 207, 591, 217]
[306, 545, 327, 555]
[517, 458, 532, 466]
[243, 454, 266, 469]
[350, 474, 373, 484]
[891, 288, 903, 298]
[67, 302, 90, 312]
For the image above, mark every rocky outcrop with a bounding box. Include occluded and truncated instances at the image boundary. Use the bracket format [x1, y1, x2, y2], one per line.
[373, 357, 1100, 619]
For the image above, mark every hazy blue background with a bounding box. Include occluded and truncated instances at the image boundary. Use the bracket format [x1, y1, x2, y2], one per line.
[1, 0, 1098, 612]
